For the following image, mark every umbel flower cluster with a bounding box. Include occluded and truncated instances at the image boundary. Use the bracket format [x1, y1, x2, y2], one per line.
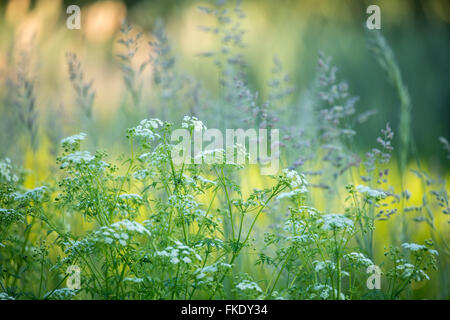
[0, 116, 439, 300]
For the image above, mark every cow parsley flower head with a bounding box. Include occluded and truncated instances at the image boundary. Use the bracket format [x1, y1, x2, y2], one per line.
[13, 186, 48, 202]
[147, 118, 164, 129]
[182, 115, 207, 132]
[60, 151, 95, 168]
[277, 169, 308, 200]
[0, 292, 15, 300]
[133, 169, 150, 180]
[309, 284, 346, 300]
[277, 188, 307, 200]
[286, 234, 314, 245]
[321, 214, 353, 231]
[61, 133, 87, 147]
[402, 242, 427, 251]
[401, 242, 438, 255]
[196, 265, 219, 279]
[118, 193, 143, 201]
[124, 277, 144, 284]
[44, 288, 78, 300]
[282, 169, 308, 189]
[344, 252, 373, 267]
[156, 241, 202, 266]
[60, 133, 88, 153]
[313, 260, 335, 272]
[194, 174, 217, 186]
[396, 263, 430, 281]
[196, 265, 219, 281]
[110, 220, 151, 236]
[236, 280, 263, 293]
[93, 220, 150, 247]
[0, 158, 19, 183]
[356, 185, 386, 199]
[182, 257, 192, 264]
[128, 119, 163, 141]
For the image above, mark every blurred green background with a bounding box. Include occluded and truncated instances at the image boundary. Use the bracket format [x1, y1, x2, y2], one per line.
[0, 0, 449, 299]
[0, 0, 449, 163]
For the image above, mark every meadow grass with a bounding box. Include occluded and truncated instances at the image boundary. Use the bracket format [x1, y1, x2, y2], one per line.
[0, 1, 448, 300]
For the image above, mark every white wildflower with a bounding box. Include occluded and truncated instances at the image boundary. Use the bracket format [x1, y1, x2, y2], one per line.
[321, 214, 353, 231]
[401, 242, 439, 255]
[193, 175, 216, 186]
[60, 151, 95, 168]
[0, 292, 15, 300]
[401, 242, 426, 251]
[93, 220, 150, 247]
[277, 187, 307, 200]
[130, 119, 162, 140]
[313, 260, 335, 272]
[309, 284, 346, 300]
[282, 169, 308, 188]
[197, 265, 218, 278]
[0, 158, 18, 182]
[195, 264, 219, 283]
[236, 280, 263, 293]
[60, 133, 87, 146]
[286, 235, 314, 245]
[156, 250, 170, 257]
[119, 194, 143, 201]
[124, 277, 144, 283]
[44, 288, 77, 300]
[182, 115, 206, 132]
[344, 252, 373, 267]
[356, 185, 386, 198]
[182, 257, 192, 264]
[278, 169, 308, 198]
[110, 220, 151, 236]
[169, 249, 179, 257]
[148, 118, 164, 129]
[13, 186, 47, 202]
[396, 263, 429, 281]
